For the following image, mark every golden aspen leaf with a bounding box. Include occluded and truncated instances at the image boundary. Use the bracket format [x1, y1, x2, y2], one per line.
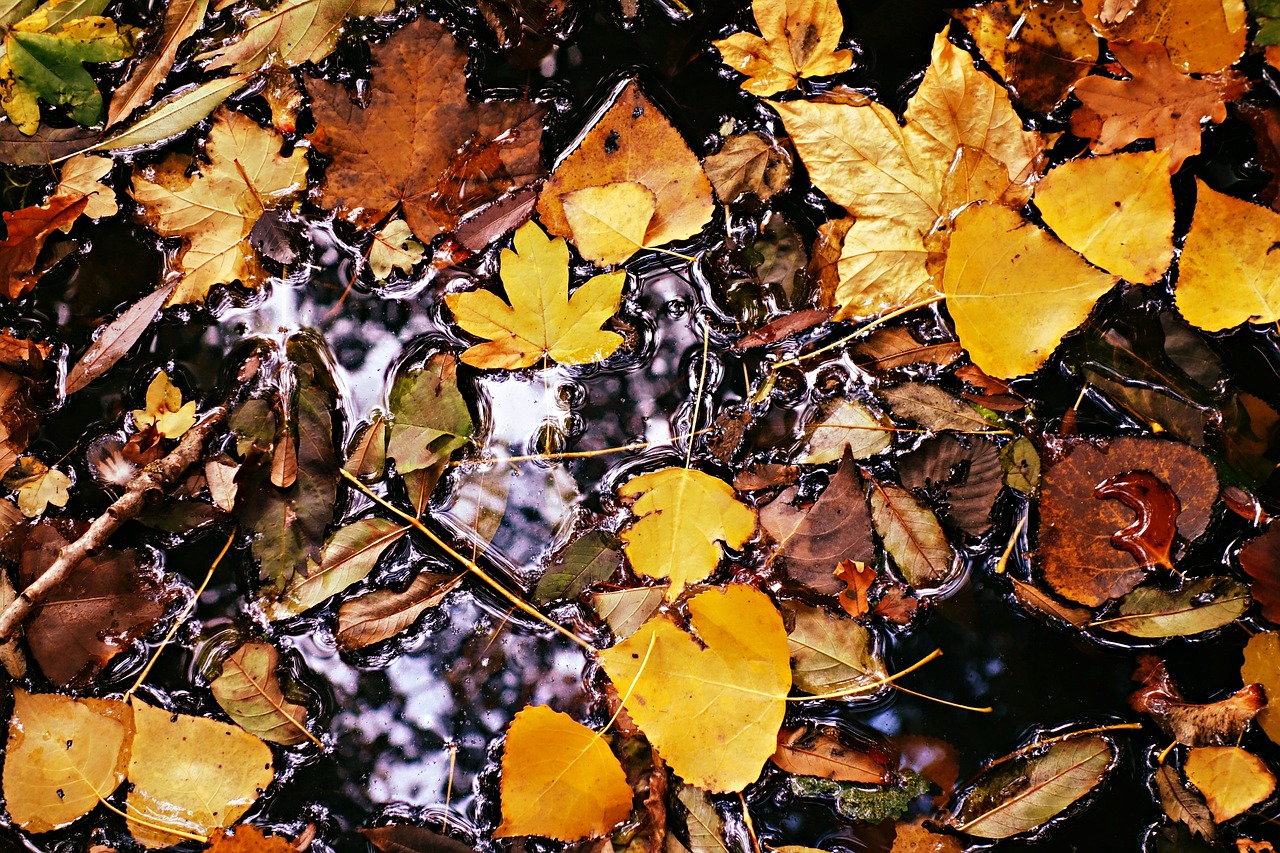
[445, 221, 625, 369]
[2, 455, 70, 517]
[1034, 151, 1175, 283]
[617, 467, 756, 600]
[537, 79, 714, 259]
[1241, 632, 1280, 746]
[598, 584, 790, 792]
[560, 181, 657, 266]
[133, 371, 196, 439]
[1177, 181, 1280, 331]
[942, 203, 1120, 378]
[1184, 746, 1276, 822]
[1081, 0, 1246, 73]
[494, 705, 632, 840]
[125, 700, 274, 848]
[3, 689, 132, 834]
[712, 0, 853, 97]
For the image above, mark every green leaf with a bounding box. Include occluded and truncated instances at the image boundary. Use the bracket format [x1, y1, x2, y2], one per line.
[788, 772, 929, 824]
[533, 530, 622, 604]
[263, 517, 409, 620]
[387, 352, 472, 479]
[1094, 576, 1250, 638]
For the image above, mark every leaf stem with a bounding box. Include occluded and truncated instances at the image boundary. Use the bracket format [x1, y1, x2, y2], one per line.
[770, 295, 946, 369]
[788, 648, 944, 701]
[599, 630, 657, 735]
[455, 426, 714, 466]
[994, 512, 1028, 575]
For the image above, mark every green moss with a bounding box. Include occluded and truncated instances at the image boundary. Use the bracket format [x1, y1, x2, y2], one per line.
[788, 771, 932, 824]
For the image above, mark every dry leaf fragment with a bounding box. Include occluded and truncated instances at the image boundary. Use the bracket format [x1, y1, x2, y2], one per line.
[712, 0, 853, 96]
[2, 455, 70, 517]
[1183, 746, 1276, 823]
[133, 371, 196, 439]
[1129, 654, 1264, 746]
[0, 194, 86, 299]
[1081, 0, 1247, 73]
[446, 221, 625, 369]
[369, 219, 424, 281]
[200, 0, 395, 74]
[494, 705, 632, 839]
[703, 131, 793, 203]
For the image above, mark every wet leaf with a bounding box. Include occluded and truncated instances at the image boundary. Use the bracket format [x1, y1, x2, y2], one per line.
[107, 0, 208, 126]
[210, 642, 314, 746]
[734, 308, 831, 350]
[559, 181, 656, 267]
[835, 559, 874, 618]
[788, 773, 929, 824]
[617, 467, 755, 600]
[369, 219, 424, 281]
[53, 154, 115, 219]
[264, 518, 407, 619]
[876, 382, 996, 433]
[343, 418, 386, 480]
[97, 75, 248, 151]
[65, 281, 175, 395]
[799, 397, 893, 463]
[3, 689, 132, 833]
[309, 17, 545, 243]
[890, 824, 965, 853]
[869, 479, 953, 589]
[0, 119, 97, 165]
[386, 353, 472, 485]
[760, 448, 875, 596]
[1183, 746, 1276, 823]
[361, 825, 478, 853]
[2, 455, 69, 516]
[782, 599, 886, 696]
[599, 585, 790, 792]
[1241, 631, 1280, 745]
[1153, 764, 1215, 841]
[446, 221, 625, 369]
[534, 530, 622, 604]
[336, 571, 462, 650]
[899, 434, 1003, 537]
[850, 327, 963, 372]
[676, 784, 731, 853]
[1129, 654, 1264, 746]
[1095, 576, 1250, 638]
[1095, 470, 1182, 570]
[206, 825, 296, 852]
[1009, 577, 1092, 627]
[1034, 151, 1175, 283]
[703, 131, 793, 204]
[588, 585, 666, 638]
[495, 705, 632, 840]
[771, 723, 893, 784]
[133, 371, 196, 439]
[0, 193, 86, 298]
[200, 0, 393, 73]
[712, 0, 852, 96]
[949, 734, 1116, 838]
[125, 699, 274, 848]
[1080, 0, 1247, 73]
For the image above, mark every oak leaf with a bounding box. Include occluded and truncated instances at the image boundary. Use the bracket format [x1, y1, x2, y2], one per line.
[200, 0, 393, 73]
[2, 455, 69, 516]
[1129, 654, 1264, 746]
[446, 222, 625, 369]
[132, 108, 308, 305]
[308, 17, 545, 243]
[0, 193, 86, 298]
[712, 0, 853, 97]
[1080, 0, 1247, 73]
[598, 585, 790, 792]
[617, 466, 756, 599]
[494, 705, 632, 839]
[1183, 746, 1276, 823]
[210, 642, 316, 746]
[835, 559, 874, 617]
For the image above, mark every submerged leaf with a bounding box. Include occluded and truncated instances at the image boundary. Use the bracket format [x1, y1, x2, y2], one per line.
[771, 723, 893, 784]
[534, 530, 622, 604]
[210, 642, 314, 746]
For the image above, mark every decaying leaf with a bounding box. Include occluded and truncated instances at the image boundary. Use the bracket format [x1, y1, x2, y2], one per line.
[1241, 631, 1280, 745]
[264, 517, 408, 619]
[835, 559, 874, 618]
[899, 435, 1003, 537]
[799, 397, 893, 463]
[782, 599, 886, 696]
[335, 571, 462, 650]
[1095, 576, 1250, 638]
[869, 479, 954, 589]
[1080, 0, 1247, 73]
[712, 0, 853, 96]
[588, 585, 667, 639]
[771, 723, 893, 784]
[2, 455, 70, 517]
[1129, 654, 1264, 746]
[495, 705, 632, 839]
[210, 642, 315, 746]
[876, 382, 995, 433]
[200, 0, 393, 73]
[1183, 746, 1276, 823]
[851, 326, 963, 372]
[703, 131, 793, 204]
[534, 530, 622, 604]
[599, 585, 790, 792]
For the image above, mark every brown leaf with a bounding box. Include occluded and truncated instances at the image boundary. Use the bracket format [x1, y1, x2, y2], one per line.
[0, 195, 87, 299]
[898, 435, 1003, 537]
[1239, 525, 1280, 626]
[0, 122, 99, 167]
[208, 826, 296, 853]
[869, 479, 954, 589]
[834, 559, 875, 618]
[733, 308, 832, 349]
[108, 0, 210, 126]
[703, 131, 793, 204]
[65, 281, 177, 395]
[1153, 763, 1215, 840]
[732, 463, 799, 491]
[1070, 41, 1246, 172]
[0, 368, 39, 478]
[309, 18, 546, 243]
[872, 585, 920, 625]
[1037, 437, 1218, 606]
[336, 571, 463, 650]
[893, 734, 960, 808]
[1009, 577, 1092, 627]
[850, 327, 963, 372]
[955, 363, 1028, 411]
[1129, 655, 1264, 747]
[0, 330, 52, 374]
[361, 825, 478, 853]
[771, 723, 894, 784]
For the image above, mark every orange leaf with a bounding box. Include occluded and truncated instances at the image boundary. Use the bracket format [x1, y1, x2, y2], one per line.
[0, 195, 87, 299]
[834, 559, 875, 618]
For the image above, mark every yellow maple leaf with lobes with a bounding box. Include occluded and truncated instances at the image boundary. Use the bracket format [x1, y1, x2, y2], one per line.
[133, 371, 197, 439]
[714, 0, 853, 96]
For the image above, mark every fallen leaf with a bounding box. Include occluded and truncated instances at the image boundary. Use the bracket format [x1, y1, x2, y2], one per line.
[210, 642, 315, 746]
[132, 107, 308, 304]
[599, 584, 790, 792]
[956, 363, 1029, 411]
[942, 202, 1120, 379]
[0, 194, 86, 298]
[1080, 0, 1247, 73]
[558, 180, 657, 267]
[336, 571, 463, 650]
[0, 367, 39, 478]
[876, 382, 996, 433]
[1070, 42, 1246, 172]
[1034, 151, 1175, 283]
[734, 308, 832, 350]
[782, 599, 886, 696]
[0, 119, 98, 166]
[386, 351, 473, 507]
[125, 699, 275, 848]
[703, 131, 793, 204]
[200, 0, 394, 73]
[712, 0, 853, 96]
[873, 586, 921, 625]
[1241, 631, 1280, 745]
[850, 327, 963, 372]
[891, 823, 965, 853]
[207, 825, 296, 853]
[1009, 577, 1092, 627]
[899, 435, 1003, 537]
[870, 479, 954, 589]
[1095, 576, 1250, 637]
[835, 559, 875, 618]
[588, 585, 666, 638]
[1129, 654, 1264, 746]
[494, 705, 632, 839]
[2, 455, 70, 517]
[369, 219, 424, 281]
[534, 530, 622, 604]
[617, 467, 755, 600]
[799, 397, 893, 463]
[1183, 746, 1276, 823]
[343, 418, 386, 481]
[264, 518, 408, 619]
[3, 689, 132, 833]
[107, 0, 209, 126]
[309, 17, 545, 242]
[133, 371, 196, 439]
[361, 825, 477, 853]
[1153, 763, 1215, 841]
[53, 154, 115, 220]
[446, 221, 625, 369]
[97, 75, 248, 152]
[537, 79, 714, 264]
[949, 734, 1117, 838]
[771, 723, 893, 784]
[64, 280, 176, 394]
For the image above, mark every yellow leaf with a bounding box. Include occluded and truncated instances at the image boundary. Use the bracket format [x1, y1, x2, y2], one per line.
[712, 0, 853, 97]
[3, 689, 132, 834]
[943, 203, 1120, 378]
[1080, 0, 1246, 73]
[617, 467, 756, 600]
[1241, 631, 1280, 746]
[368, 218, 424, 281]
[1184, 746, 1276, 822]
[538, 79, 714, 260]
[445, 221, 625, 369]
[3, 455, 70, 517]
[54, 155, 117, 221]
[560, 181, 657, 267]
[1034, 151, 1175, 284]
[132, 108, 308, 305]
[598, 584, 790, 792]
[494, 705, 632, 840]
[1176, 181, 1280, 332]
[132, 371, 197, 439]
[126, 700, 274, 848]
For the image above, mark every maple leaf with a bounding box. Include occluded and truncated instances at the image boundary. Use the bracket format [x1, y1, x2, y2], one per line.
[1070, 41, 1247, 173]
[308, 17, 545, 243]
[0, 193, 86, 298]
[1081, 0, 1247, 73]
[703, 130, 793, 204]
[200, 0, 394, 74]
[132, 371, 196, 439]
[2, 455, 69, 516]
[445, 221, 625, 369]
[132, 108, 308, 305]
[712, 0, 853, 97]
[368, 218, 424, 281]
[52, 154, 115, 220]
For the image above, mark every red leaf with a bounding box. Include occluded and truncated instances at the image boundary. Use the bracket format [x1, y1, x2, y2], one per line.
[834, 558, 875, 618]
[0, 195, 87, 299]
[1239, 525, 1280, 625]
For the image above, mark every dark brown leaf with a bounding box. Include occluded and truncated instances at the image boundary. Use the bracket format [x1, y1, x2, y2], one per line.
[955, 363, 1028, 411]
[337, 571, 463, 650]
[361, 825, 478, 853]
[1240, 525, 1280, 626]
[851, 327, 963, 372]
[1095, 470, 1180, 571]
[732, 462, 799, 491]
[734, 309, 833, 349]
[65, 281, 177, 395]
[1153, 764, 1215, 841]
[899, 435, 1003, 537]
[771, 723, 894, 784]
[872, 585, 920, 625]
[1009, 577, 1091, 627]
[0, 122, 99, 167]
[1129, 655, 1264, 747]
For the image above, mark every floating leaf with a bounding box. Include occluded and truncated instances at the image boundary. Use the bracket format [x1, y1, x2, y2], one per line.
[799, 397, 893, 463]
[869, 479, 954, 589]
[2, 455, 69, 516]
[899, 435, 1003, 537]
[588, 585, 666, 638]
[559, 181, 657, 267]
[949, 734, 1116, 838]
[876, 382, 995, 433]
[336, 571, 461, 650]
[1183, 746, 1276, 823]
[0, 194, 86, 298]
[369, 219, 424, 281]
[386, 351, 472, 501]
[53, 153, 114, 219]
[107, 0, 209, 126]
[712, 0, 853, 96]
[617, 467, 755, 600]
[851, 327, 963, 372]
[1153, 764, 1215, 841]
[210, 642, 315, 746]
[65, 281, 176, 394]
[1095, 576, 1250, 638]
[133, 370, 196, 439]
[1129, 654, 1264, 746]
[200, 0, 393, 73]
[97, 76, 248, 151]
[1080, 0, 1246, 73]
[264, 518, 408, 619]
[1241, 631, 1280, 745]
[534, 530, 622, 604]
[676, 784, 731, 853]
[835, 559, 874, 618]
[771, 723, 893, 784]
[599, 585, 790, 792]
[362, 825, 478, 853]
[703, 131, 793, 204]
[1009, 577, 1091, 628]
[494, 705, 632, 840]
[783, 599, 885, 696]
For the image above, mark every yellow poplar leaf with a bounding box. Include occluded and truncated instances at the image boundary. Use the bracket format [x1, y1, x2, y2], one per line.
[598, 584, 791, 792]
[1241, 631, 1280, 745]
[1081, 0, 1247, 73]
[3, 455, 70, 517]
[537, 79, 714, 255]
[445, 221, 625, 369]
[617, 467, 756, 600]
[1034, 151, 1175, 284]
[560, 181, 657, 267]
[943, 203, 1120, 378]
[1176, 181, 1280, 332]
[494, 705, 632, 840]
[712, 0, 853, 97]
[126, 700, 274, 848]
[3, 689, 133, 834]
[132, 371, 196, 439]
[1184, 746, 1276, 822]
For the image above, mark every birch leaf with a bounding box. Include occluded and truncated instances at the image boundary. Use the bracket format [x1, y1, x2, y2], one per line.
[1241, 631, 1280, 745]
[869, 479, 954, 589]
[782, 600, 886, 696]
[560, 181, 657, 267]
[209, 642, 315, 746]
[1183, 746, 1276, 822]
[336, 571, 462, 650]
[712, 0, 853, 96]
